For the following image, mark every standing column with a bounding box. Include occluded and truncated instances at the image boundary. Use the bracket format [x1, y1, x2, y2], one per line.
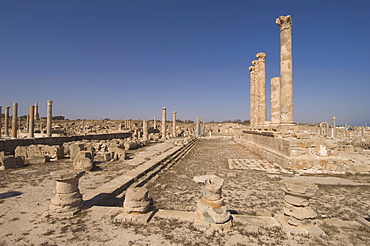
[46, 100, 53, 137]
[153, 117, 157, 129]
[143, 120, 148, 141]
[161, 107, 167, 140]
[29, 105, 35, 138]
[270, 77, 281, 125]
[11, 103, 18, 139]
[196, 117, 200, 137]
[249, 65, 256, 126]
[276, 15, 294, 125]
[256, 52, 267, 124]
[252, 60, 259, 125]
[172, 112, 177, 138]
[332, 117, 337, 138]
[34, 102, 39, 120]
[4, 106, 10, 137]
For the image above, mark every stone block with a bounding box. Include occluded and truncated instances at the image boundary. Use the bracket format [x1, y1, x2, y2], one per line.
[0, 156, 16, 170]
[73, 151, 93, 171]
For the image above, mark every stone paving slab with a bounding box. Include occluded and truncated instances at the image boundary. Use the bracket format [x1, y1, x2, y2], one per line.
[280, 176, 370, 186]
[228, 158, 287, 173]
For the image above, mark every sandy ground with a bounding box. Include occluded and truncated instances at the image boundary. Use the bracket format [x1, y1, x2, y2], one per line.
[1, 138, 370, 245]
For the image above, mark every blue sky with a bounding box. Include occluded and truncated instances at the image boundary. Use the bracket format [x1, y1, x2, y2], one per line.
[0, 0, 369, 125]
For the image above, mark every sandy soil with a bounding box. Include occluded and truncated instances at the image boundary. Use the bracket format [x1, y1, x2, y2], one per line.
[1, 138, 370, 245]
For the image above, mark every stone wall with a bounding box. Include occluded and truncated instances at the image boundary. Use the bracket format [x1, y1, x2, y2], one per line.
[0, 132, 133, 154]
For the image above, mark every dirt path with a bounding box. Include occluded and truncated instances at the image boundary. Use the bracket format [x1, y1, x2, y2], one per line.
[1, 137, 370, 245]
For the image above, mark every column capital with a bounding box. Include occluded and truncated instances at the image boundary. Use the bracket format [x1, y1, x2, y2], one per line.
[173, 111, 176, 114]
[276, 15, 293, 31]
[248, 66, 255, 72]
[256, 52, 266, 61]
[5, 106, 10, 110]
[251, 60, 258, 66]
[47, 100, 53, 105]
[162, 107, 166, 110]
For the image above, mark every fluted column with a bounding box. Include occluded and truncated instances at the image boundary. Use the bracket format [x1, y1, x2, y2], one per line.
[161, 107, 166, 140]
[11, 103, 18, 139]
[256, 52, 267, 124]
[46, 100, 53, 137]
[29, 105, 35, 138]
[270, 77, 281, 125]
[172, 112, 177, 138]
[276, 15, 294, 125]
[249, 65, 256, 126]
[4, 106, 10, 137]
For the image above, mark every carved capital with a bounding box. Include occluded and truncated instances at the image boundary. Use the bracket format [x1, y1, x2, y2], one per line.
[276, 15, 293, 31]
[251, 60, 258, 66]
[248, 66, 255, 72]
[256, 52, 266, 61]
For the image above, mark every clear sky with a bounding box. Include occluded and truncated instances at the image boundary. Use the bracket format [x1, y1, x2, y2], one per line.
[1, 0, 369, 125]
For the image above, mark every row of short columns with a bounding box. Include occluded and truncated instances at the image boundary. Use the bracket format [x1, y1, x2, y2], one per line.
[1, 101, 52, 139]
[249, 15, 294, 127]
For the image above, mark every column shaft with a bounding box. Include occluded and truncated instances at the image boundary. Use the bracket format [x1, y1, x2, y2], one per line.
[29, 105, 35, 138]
[11, 103, 18, 139]
[172, 112, 177, 138]
[161, 107, 166, 139]
[249, 66, 255, 126]
[270, 77, 281, 125]
[256, 53, 267, 124]
[276, 15, 294, 124]
[47, 100, 53, 137]
[143, 120, 148, 141]
[4, 106, 10, 137]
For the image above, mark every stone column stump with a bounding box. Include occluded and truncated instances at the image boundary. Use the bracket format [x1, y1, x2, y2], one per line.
[277, 180, 324, 235]
[47, 169, 85, 218]
[193, 175, 231, 230]
[114, 187, 154, 223]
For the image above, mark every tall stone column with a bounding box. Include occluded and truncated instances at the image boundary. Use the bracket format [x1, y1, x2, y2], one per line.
[270, 77, 281, 125]
[276, 15, 294, 125]
[256, 52, 267, 124]
[161, 107, 167, 140]
[4, 106, 10, 137]
[153, 117, 157, 129]
[11, 102, 18, 139]
[29, 105, 35, 138]
[34, 102, 39, 120]
[332, 117, 337, 138]
[196, 117, 200, 137]
[251, 60, 259, 125]
[143, 120, 148, 141]
[172, 111, 177, 138]
[249, 65, 256, 126]
[46, 100, 53, 137]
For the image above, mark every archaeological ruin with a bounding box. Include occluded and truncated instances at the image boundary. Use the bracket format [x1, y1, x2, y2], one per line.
[0, 14, 370, 245]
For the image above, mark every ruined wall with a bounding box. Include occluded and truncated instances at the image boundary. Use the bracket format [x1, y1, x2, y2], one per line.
[0, 132, 133, 154]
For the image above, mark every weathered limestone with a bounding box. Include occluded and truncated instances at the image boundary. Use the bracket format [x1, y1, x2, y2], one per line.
[196, 117, 201, 137]
[270, 77, 281, 125]
[193, 175, 231, 229]
[48, 169, 85, 218]
[11, 102, 18, 139]
[251, 60, 259, 126]
[143, 120, 148, 141]
[276, 15, 294, 125]
[73, 151, 93, 171]
[277, 180, 324, 235]
[172, 111, 177, 138]
[114, 187, 154, 223]
[256, 52, 267, 124]
[34, 101, 39, 120]
[4, 106, 10, 137]
[123, 187, 153, 214]
[0, 156, 25, 170]
[153, 117, 157, 129]
[46, 100, 53, 137]
[332, 116, 337, 138]
[161, 107, 167, 140]
[28, 105, 35, 138]
[249, 66, 256, 126]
